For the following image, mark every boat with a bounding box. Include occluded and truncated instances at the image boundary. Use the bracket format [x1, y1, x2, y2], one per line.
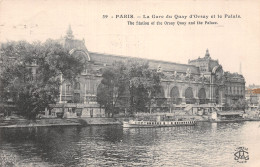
[122, 118, 196, 128]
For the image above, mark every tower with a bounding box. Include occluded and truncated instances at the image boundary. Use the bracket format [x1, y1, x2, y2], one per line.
[205, 49, 210, 58]
[66, 25, 74, 39]
[239, 62, 242, 75]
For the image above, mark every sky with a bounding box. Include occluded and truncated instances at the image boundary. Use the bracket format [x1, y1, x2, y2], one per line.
[0, 0, 260, 86]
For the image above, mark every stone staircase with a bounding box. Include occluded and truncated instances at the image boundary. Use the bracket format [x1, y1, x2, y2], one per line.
[185, 104, 221, 110]
[213, 107, 220, 111]
[184, 104, 193, 112]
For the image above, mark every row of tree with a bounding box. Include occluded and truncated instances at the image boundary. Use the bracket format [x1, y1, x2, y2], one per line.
[0, 40, 163, 119]
[223, 98, 249, 112]
[0, 40, 85, 119]
[97, 60, 163, 117]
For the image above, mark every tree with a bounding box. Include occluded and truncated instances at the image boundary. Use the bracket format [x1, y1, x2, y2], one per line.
[223, 103, 231, 111]
[96, 59, 162, 116]
[0, 40, 85, 119]
[234, 99, 249, 112]
[127, 59, 161, 114]
[97, 83, 110, 112]
[97, 61, 128, 117]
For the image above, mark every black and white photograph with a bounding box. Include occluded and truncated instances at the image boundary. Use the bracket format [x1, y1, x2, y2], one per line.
[0, 0, 260, 166]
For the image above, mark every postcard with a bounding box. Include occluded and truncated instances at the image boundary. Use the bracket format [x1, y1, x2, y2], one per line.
[0, 0, 259, 166]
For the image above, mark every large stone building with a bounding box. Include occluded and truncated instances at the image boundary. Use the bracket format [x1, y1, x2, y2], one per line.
[58, 26, 245, 112]
[0, 26, 246, 116]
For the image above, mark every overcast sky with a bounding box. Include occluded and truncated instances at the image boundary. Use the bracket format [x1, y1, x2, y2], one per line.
[0, 0, 260, 85]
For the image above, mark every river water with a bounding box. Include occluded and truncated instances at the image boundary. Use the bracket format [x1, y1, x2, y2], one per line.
[0, 121, 259, 167]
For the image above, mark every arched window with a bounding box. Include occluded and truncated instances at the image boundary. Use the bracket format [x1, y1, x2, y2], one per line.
[185, 87, 194, 104]
[198, 88, 206, 104]
[170, 86, 180, 104]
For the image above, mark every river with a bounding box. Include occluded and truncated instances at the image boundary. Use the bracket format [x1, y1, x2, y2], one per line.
[0, 121, 259, 167]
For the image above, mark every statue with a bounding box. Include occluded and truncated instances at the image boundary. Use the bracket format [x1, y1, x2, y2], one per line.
[199, 73, 205, 82]
[180, 73, 185, 80]
[173, 71, 178, 79]
[157, 65, 162, 72]
[186, 68, 191, 78]
[194, 75, 199, 82]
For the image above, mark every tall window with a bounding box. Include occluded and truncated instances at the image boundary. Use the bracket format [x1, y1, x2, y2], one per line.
[198, 88, 206, 104]
[66, 85, 71, 92]
[74, 93, 80, 103]
[170, 86, 180, 104]
[185, 87, 194, 104]
[75, 82, 80, 90]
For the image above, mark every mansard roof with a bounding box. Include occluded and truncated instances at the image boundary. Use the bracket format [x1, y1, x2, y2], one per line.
[89, 51, 200, 74]
[58, 27, 200, 75]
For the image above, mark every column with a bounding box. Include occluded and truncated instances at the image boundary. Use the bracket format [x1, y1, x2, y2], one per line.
[64, 83, 66, 102]
[59, 74, 63, 103]
[84, 83, 87, 104]
[180, 85, 185, 104]
[194, 86, 199, 104]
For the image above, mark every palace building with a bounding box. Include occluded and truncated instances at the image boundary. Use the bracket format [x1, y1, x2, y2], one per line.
[0, 26, 246, 117]
[57, 26, 245, 114]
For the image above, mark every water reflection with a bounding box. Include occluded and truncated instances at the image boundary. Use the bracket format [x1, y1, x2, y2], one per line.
[0, 122, 260, 166]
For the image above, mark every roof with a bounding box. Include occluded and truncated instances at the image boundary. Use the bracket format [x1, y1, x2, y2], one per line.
[89, 51, 200, 74]
[58, 32, 199, 75]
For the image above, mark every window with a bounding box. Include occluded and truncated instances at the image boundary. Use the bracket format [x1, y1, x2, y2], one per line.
[66, 85, 71, 92]
[75, 82, 80, 90]
[74, 93, 80, 103]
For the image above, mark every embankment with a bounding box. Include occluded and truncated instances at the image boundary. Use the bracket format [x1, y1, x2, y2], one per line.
[0, 118, 81, 128]
[0, 117, 122, 128]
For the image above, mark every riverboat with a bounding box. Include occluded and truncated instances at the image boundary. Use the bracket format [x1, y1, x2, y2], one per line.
[122, 120, 196, 128]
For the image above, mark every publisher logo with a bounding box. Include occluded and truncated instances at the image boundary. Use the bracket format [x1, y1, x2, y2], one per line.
[234, 147, 249, 163]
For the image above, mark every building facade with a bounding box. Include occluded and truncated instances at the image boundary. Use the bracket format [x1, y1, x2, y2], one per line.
[59, 27, 246, 111]
[245, 84, 260, 110]
[0, 26, 246, 115]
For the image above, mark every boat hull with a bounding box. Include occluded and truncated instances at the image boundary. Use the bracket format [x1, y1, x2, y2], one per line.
[123, 120, 196, 128]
